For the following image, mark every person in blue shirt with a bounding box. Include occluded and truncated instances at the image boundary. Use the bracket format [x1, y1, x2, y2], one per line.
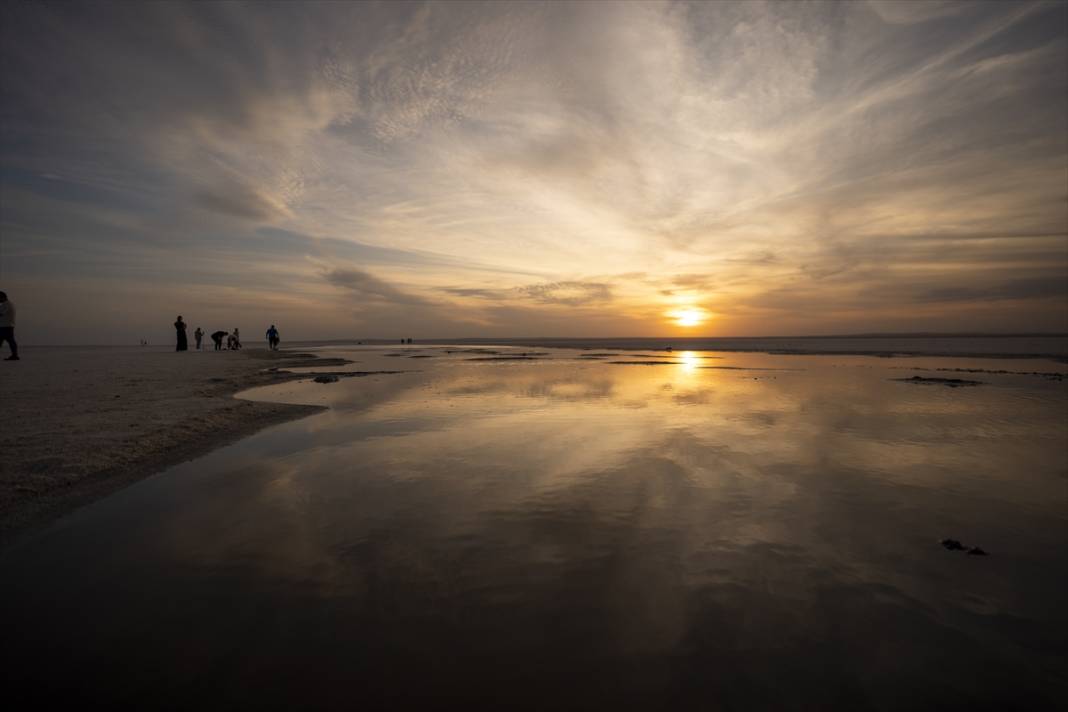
[266, 324, 280, 350]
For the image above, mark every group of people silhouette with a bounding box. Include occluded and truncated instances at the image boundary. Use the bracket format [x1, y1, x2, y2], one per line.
[0, 297, 280, 362]
[174, 317, 280, 352]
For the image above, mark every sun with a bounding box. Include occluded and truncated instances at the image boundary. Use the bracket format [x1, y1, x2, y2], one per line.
[667, 307, 709, 328]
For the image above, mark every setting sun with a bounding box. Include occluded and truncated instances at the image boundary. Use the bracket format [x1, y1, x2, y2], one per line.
[668, 307, 709, 328]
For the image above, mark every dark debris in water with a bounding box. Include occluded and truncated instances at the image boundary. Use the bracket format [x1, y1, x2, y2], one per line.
[941, 538, 990, 556]
[910, 367, 1066, 381]
[312, 371, 406, 384]
[699, 366, 802, 371]
[467, 356, 543, 361]
[895, 376, 984, 387]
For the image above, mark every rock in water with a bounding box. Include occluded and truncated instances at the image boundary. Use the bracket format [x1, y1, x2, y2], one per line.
[940, 539, 990, 556]
[896, 376, 984, 387]
[313, 375, 339, 384]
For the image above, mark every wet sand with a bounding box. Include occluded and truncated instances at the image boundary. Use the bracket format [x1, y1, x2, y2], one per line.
[0, 346, 353, 542]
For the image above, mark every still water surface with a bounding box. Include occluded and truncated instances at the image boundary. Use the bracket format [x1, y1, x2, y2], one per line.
[2, 347, 1066, 710]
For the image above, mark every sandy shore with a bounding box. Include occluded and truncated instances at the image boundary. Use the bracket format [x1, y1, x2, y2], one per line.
[0, 346, 351, 544]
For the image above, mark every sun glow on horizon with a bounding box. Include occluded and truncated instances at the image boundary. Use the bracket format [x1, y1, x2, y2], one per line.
[667, 307, 709, 328]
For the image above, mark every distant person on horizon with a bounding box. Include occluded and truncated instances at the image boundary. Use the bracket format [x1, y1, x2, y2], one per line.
[0, 291, 19, 361]
[211, 330, 226, 350]
[174, 316, 188, 352]
[232, 328, 242, 350]
[194, 327, 204, 350]
[266, 325, 280, 350]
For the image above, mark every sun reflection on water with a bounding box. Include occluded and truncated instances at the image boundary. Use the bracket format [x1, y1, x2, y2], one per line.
[679, 350, 700, 372]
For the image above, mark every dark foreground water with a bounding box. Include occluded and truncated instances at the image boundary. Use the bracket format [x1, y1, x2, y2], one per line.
[2, 347, 1066, 710]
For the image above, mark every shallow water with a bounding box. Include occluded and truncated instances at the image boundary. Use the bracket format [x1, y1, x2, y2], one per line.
[2, 347, 1066, 710]
[291, 334, 1068, 360]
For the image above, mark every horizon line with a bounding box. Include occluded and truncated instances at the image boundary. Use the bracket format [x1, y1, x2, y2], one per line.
[21, 331, 1068, 348]
[297, 331, 1068, 341]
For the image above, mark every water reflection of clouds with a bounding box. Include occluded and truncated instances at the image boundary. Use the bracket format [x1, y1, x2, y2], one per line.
[5, 351, 1067, 707]
[177, 356, 1068, 611]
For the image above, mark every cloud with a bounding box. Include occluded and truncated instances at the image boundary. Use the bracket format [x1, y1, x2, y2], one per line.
[439, 287, 510, 300]
[193, 185, 289, 222]
[516, 281, 613, 306]
[916, 276, 1068, 304]
[725, 251, 779, 266]
[438, 281, 618, 308]
[867, 1, 969, 26]
[670, 274, 716, 290]
[322, 268, 432, 306]
[656, 273, 718, 298]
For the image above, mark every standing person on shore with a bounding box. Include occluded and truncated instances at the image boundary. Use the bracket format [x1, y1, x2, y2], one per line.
[174, 316, 188, 352]
[211, 330, 226, 351]
[0, 291, 19, 361]
[194, 327, 204, 350]
[266, 324, 279, 350]
[232, 328, 242, 350]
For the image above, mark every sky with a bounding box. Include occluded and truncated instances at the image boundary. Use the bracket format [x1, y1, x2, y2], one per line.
[1, 0, 1066, 344]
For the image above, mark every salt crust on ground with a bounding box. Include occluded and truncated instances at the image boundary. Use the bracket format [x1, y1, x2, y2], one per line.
[0, 346, 347, 543]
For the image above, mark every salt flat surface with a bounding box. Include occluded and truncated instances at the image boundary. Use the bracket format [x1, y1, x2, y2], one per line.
[2, 346, 1066, 709]
[0, 346, 339, 536]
